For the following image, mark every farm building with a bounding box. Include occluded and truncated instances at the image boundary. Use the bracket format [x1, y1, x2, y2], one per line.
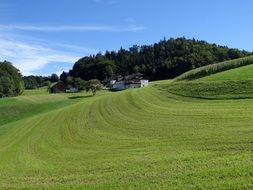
[66, 87, 79, 93]
[125, 80, 149, 88]
[106, 73, 149, 91]
[112, 81, 126, 90]
[102, 75, 123, 89]
[49, 81, 67, 93]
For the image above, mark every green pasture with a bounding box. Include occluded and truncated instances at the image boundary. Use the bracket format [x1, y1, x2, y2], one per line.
[0, 81, 252, 189]
[166, 56, 253, 99]
[199, 64, 253, 81]
[175, 55, 253, 81]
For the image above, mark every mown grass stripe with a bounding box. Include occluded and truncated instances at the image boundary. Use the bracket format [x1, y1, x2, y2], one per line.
[0, 81, 252, 189]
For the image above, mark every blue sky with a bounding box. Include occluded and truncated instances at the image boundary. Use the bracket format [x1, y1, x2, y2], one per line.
[0, 0, 253, 76]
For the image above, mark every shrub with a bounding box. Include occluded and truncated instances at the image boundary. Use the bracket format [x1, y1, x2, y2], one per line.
[0, 61, 24, 97]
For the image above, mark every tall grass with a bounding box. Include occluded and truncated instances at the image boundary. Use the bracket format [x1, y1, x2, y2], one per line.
[175, 55, 253, 81]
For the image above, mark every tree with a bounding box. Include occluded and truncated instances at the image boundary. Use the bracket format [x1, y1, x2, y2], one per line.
[85, 79, 101, 96]
[71, 57, 115, 81]
[23, 76, 38, 89]
[50, 73, 59, 82]
[60, 71, 68, 84]
[22, 75, 51, 89]
[73, 77, 87, 90]
[0, 61, 24, 97]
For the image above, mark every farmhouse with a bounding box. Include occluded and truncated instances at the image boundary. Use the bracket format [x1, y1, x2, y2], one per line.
[102, 75, 124, 89]
[49, 81, 67, 93]
[66, 87, 79, 93]
[105, 73, 149, 91]
[125, 80, 149, 88]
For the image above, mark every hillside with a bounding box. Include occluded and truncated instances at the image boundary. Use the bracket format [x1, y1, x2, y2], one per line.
[161, 80, 253, 99]
[163, 56, 253, 99]
[0, 88, 97, 127]
[61, 37, 252, 83]
[0, 82, 252, 189]
[199, 64, 253, 81]
[175, 55, 253, 81]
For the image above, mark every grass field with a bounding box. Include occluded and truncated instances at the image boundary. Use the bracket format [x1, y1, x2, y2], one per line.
[199, 64, 253, 81]
[21, 86, 49, 96]
[0, 81, 252, 189]
[0, 88, 100, 127]
[166, 57, 253, 99]
[161, 80, 253, 99]
[175, 55, 253, 81]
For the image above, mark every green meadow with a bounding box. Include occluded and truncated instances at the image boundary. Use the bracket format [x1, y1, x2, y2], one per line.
[199, 64, 253, 81]
[0, 75, 253, 189]
[175, 55, 253, 81]
[166, 60, 253, 99]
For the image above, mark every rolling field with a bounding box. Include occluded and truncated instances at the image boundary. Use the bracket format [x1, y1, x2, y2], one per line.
[161, 80, 253, 99]
[166, 57, 253, 99]
[175, 55, 253, 81]
[199, 64, 253, 81]
[0, 82, 252, 189]
[0, 88, 99, 127]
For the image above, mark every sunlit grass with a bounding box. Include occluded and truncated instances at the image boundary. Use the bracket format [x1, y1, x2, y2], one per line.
[0, 81, 252, 189]
[199, 64, 253, 81]
[175, 55, 253, 81]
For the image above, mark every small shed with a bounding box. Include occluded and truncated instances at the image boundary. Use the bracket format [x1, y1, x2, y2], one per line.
[49, 81, 67, 93]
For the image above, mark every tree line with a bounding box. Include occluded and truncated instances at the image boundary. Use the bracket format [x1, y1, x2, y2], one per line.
[22, 74, 59, 89]
[61, 37, 252, 82]
[2, 37, 252, 98]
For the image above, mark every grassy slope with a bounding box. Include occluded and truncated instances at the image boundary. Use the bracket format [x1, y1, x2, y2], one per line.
[199, 64, 253, 81]
[166, 59, 253, 99]
[175, 55, 253, 81]
[21, 86, 49, 96]
[0, 88, 101, 127]
[160, 80, 253, 99]
[0, 82, 252, 189]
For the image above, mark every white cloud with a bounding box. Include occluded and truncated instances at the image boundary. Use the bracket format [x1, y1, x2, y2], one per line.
[0, 21, 146, 75]
[0, 24, 146, 32]
[126, 26, 146, 31]
[0, 36, 98, 76]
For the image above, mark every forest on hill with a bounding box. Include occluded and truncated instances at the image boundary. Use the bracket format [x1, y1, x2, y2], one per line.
[4, 37, 252, 93]
[61, 37, 252, 82]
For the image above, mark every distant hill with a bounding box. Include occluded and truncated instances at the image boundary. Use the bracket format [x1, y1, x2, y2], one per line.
[61, 37, 252, 82]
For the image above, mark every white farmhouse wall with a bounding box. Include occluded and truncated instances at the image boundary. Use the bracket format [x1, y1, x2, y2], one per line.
[112, 79, 149, 90]
[140, 80, 149, 87]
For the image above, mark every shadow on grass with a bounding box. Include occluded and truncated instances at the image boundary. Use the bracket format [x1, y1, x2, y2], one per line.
[68, 95, 92, 99]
